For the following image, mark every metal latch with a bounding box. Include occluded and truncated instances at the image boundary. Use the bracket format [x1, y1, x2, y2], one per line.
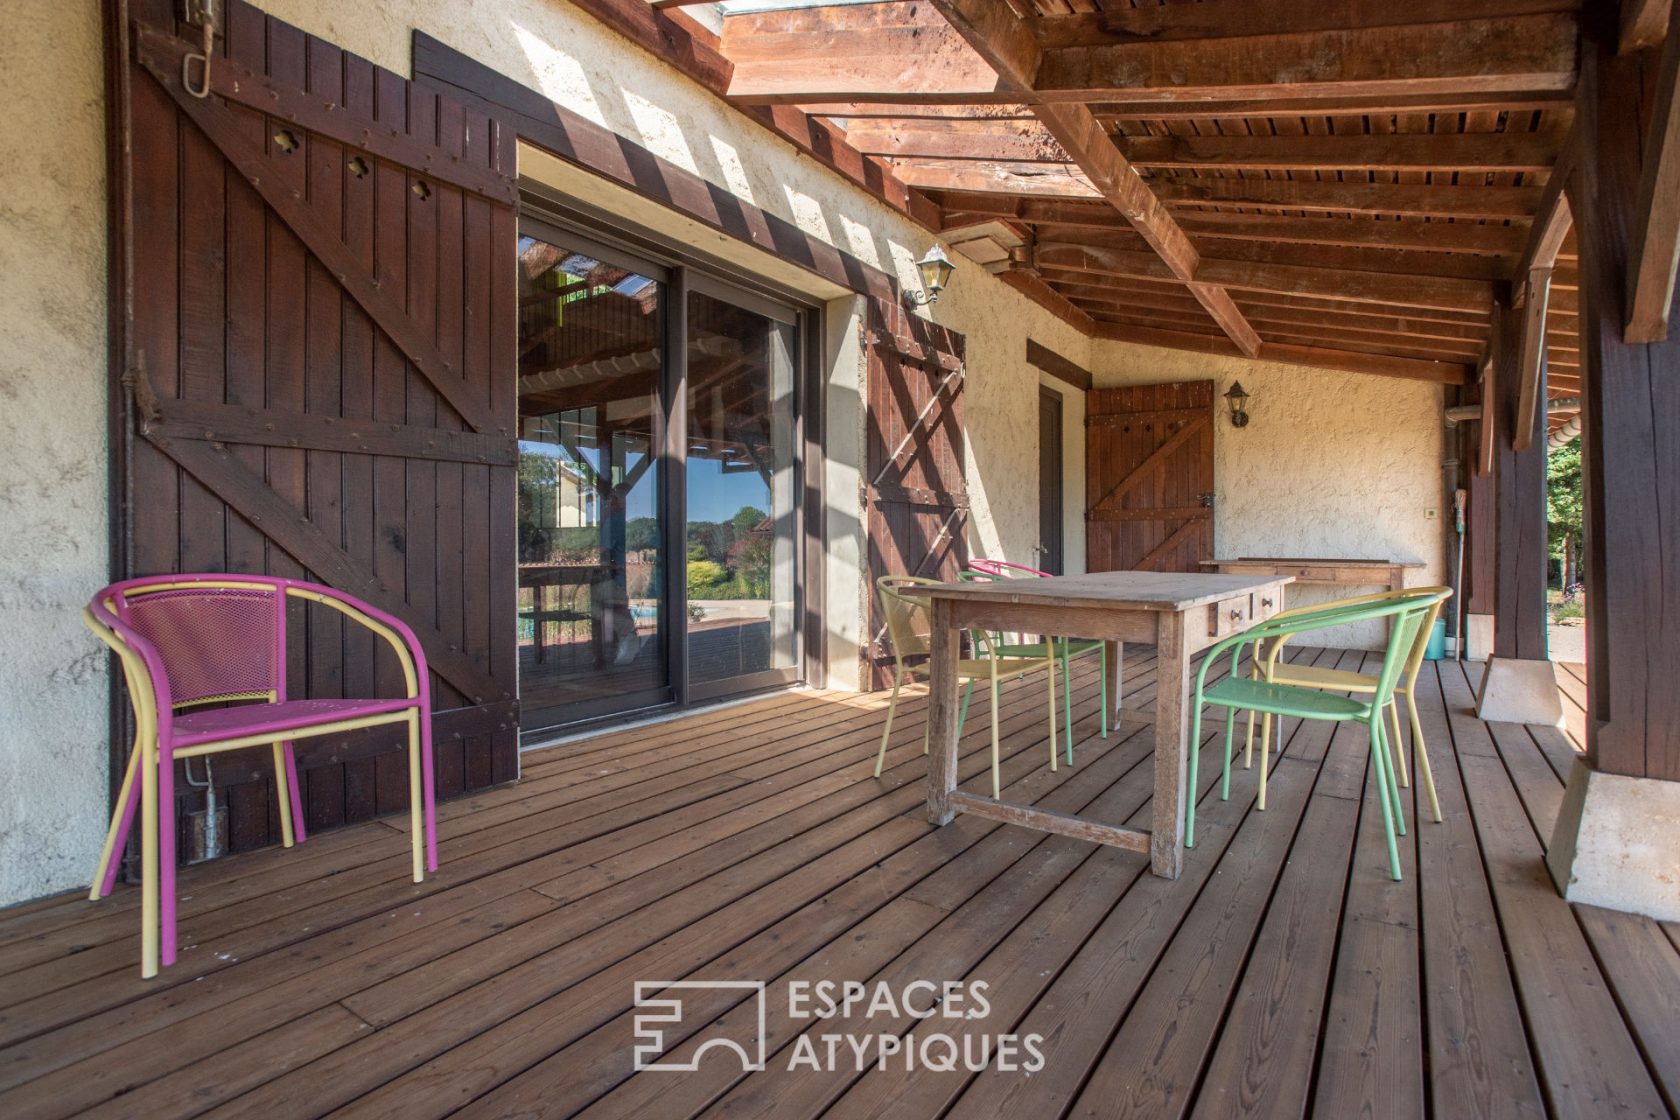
[180, 0, 220, 98]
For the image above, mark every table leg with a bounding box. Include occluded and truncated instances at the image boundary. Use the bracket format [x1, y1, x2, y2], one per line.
[1104, 640, 1124, 725]
[1151, 612, 1191, 879]
[926, 596, 961, 826]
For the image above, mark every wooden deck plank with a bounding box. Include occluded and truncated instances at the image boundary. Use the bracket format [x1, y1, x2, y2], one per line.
[2, 671, 1126, 1111]
[1410, 662, 1547, 1120]
[1440, 662, 1671, 1120]
[0, 648, 1672, 1120]
[1309, 657, 1426, 1120]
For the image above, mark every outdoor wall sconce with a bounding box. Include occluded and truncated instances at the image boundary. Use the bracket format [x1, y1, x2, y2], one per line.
[909, 245, 956, 305]
[1224, 381, 1251, 428]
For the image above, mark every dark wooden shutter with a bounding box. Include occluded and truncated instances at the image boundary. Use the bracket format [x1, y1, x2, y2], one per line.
[862, 299, 968, 690]
[118, 0, 518, 853]
[1085, 380, 1216, 574]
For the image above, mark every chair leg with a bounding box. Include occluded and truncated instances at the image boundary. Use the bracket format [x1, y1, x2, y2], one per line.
[875, 674, 903, 778]
[959, 681, 974, 734]
[1047, 657, 1060, 773]
[991, 672, 1003, 799]
[1244, 662, 1260, 768]
[1098, 644, 1108, 739]
[91, 740, 142, 901]
[1222, 709, 1237, 802]
[139, 736, 160, 979]
[1369, 716, 1403, 881]
[1407, 693, 1443, 822]
[1387, 701, 1410, 788]
[1186, 689, 1204, 848]
[419, 708, 438, 875]
[1060, 649, 1074, 765]
[158, 744, 179, 971]
[281, 740, 306, 842]
[1257, 711, 1272, 812]
[406, 709, 435, 882]
[1373, 712, 1407, 839]
[273, 744, 297, 849]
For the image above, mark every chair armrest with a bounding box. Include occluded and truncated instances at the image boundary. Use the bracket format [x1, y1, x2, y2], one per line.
[285, 587, 429, 702]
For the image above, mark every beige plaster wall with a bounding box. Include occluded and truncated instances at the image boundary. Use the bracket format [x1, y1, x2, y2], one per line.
[1092, 340, 1449, 649]
[0, 1, 113, 906]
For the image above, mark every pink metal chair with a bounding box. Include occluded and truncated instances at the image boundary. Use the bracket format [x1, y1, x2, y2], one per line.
[82, 574, 437, 978]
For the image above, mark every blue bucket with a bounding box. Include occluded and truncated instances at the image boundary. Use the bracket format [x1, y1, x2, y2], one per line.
[1423, 618, 1447, 661]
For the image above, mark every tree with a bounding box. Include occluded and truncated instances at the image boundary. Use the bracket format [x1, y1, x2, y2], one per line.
[1547, 436, 1582, 589]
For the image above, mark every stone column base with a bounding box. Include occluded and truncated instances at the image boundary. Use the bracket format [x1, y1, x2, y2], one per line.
[1464, 613, 1495, 661]
[1547, 758, 1680, 921]
[1475, 656, 1563, 725]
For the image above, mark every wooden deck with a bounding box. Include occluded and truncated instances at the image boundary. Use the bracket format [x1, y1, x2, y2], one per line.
[0, 649, 1675, 1120]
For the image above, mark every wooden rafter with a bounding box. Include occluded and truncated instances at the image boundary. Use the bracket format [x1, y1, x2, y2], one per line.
[1027, 0, 1580, 47]
[1156, 178, 1543, 219]
[1626, 0, 1680, 342]
[1510, 136, 1577, 451]
[925, 0, 1261, 356]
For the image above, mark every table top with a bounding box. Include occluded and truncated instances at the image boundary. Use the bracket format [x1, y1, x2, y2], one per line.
[1200, 557, 1424, 570]
[921, 570, 1293, 612]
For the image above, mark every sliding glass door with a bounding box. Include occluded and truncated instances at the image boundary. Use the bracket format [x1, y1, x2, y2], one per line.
[684, 285, 800, 698]
[515, 225, 804, 733]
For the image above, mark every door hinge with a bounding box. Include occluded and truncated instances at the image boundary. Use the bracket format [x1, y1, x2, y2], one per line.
[1201, 491, 1216, 508]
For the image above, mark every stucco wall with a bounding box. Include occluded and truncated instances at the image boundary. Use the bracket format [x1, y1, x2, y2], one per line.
[0, 1, 112, 905]
[1092, 340, 1449, 648]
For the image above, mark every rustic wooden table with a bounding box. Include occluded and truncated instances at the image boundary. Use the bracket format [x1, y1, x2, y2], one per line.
[922, 571, 1292, 879]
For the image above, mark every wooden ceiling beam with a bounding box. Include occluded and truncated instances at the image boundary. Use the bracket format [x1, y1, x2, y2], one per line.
[1028, 0, 1579, 48]
[1094, 322, 1472, 384]
[929, 0, 1261, 356]
[1037, 243, 1495, 311]
[1037, 267, 1496, 325]
[1035, 14, 1579, 103]
[800, 102, 1038, 120]
[890, 158, 1098, 198]
[847, 120, 1070, 162]
[1622, 0, 1671, 52]
[1043, 236, 1510, 282]
[1156, 178, 1543, 219]
[1088, 90, 1575, 120]
[1123, 132, 1562, 173]
[1626, 1, 1680, 341]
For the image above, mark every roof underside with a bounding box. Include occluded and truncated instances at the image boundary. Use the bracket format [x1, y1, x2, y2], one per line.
[637, 0, 1600, 409]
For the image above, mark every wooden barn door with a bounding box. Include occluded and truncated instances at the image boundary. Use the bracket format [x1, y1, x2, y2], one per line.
[116, 0, 519, 855]
[1085, 381, 1215, 573]
[862, 300, 968, 690]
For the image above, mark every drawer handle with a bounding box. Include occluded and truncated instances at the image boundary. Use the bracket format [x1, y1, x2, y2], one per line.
[1261, 597, 1273, 608]
[1229, 608, 1243, 620]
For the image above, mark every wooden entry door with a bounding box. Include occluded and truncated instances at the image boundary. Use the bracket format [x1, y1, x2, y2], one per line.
[1038, 388, 1065, 574]
[1085, 381, 1216, 573]
[863, 300, 968, 689]
[116, 1, 518, 854]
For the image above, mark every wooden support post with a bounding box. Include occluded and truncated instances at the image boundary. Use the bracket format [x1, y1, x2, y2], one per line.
[1546, 17, 1680, 922]
[1476, 298, 1561, 721]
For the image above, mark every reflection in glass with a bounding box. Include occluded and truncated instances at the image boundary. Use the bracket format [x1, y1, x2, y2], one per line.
[685, 290, 798, 686]
[516, 236, 665, 726]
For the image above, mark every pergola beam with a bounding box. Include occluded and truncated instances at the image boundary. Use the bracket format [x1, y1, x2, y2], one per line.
[928, 0, 1260, 356]
[1029, 0, 1578, 47]
[1156, 178, 1543, 219]
[855, 126, 1562, 172]
[1095, 323, 1470, 384]
[1626, 0, 1680, 342]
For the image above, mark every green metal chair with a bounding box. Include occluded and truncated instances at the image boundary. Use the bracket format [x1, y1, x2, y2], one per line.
[958, 569, 1107, 761]
[1185, 589, 1444, 881]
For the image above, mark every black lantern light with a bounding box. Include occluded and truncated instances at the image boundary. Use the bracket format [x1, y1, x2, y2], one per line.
[1224, 381, 1251, 428]
[910, 245, 956, 305]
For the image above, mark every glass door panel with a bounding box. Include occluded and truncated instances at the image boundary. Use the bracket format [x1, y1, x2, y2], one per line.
[684, 288, 799, 692]
[516, 235, 668, 729]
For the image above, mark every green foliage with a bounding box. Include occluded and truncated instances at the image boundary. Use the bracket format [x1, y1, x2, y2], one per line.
[1547, 437, 1582, 561]
[732, 506, 768, 535]
[686, 559, 729, 596]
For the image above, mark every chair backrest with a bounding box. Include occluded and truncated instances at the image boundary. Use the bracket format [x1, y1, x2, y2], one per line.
[92, 577, 288, 709]
[1368, 589, 1450, 707]
[1261, 584, 1452, 687]
[968, 558, 1049, 579]
[876, 575, 942, 662]
[1238, 588, 1448, 707]
[84, 574, 430, 716]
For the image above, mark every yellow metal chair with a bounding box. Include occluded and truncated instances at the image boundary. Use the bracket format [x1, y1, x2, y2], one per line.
[1247, 586, 1453, 821]
[872, 575, 1059, 798]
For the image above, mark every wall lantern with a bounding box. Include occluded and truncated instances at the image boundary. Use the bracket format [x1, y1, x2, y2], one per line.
[1224, 381, 1251, 428]
[910, 245, 956, 305]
